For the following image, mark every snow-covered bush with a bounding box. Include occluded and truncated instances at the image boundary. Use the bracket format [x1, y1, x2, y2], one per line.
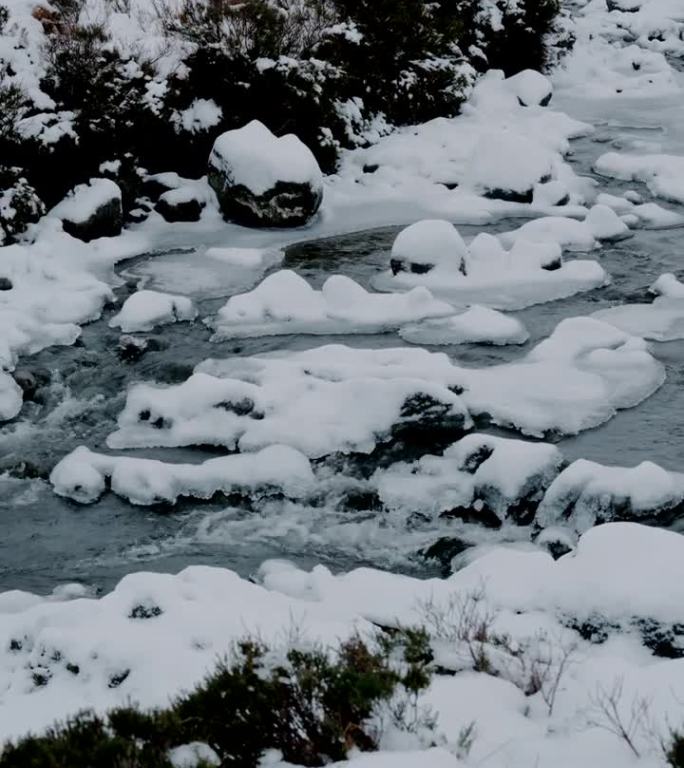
[0, 631, 433, 767]
[0, 167, 45, 244]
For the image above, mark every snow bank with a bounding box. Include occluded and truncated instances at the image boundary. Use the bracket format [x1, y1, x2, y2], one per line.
[109, 290, 197, 332]
[50, 444, 314, 505]
[5, 521, 684, 765]
[398, 306, 529, 346]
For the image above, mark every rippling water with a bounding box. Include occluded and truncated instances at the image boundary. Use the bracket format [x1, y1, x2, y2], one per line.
[2, 92, 684, 595]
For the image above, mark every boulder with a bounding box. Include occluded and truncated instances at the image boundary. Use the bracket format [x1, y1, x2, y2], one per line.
[207, 120, 323, 228]
[51, 178, 122, 241]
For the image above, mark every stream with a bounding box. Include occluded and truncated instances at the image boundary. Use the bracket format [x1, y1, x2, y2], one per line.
[2, 89, 684, 595]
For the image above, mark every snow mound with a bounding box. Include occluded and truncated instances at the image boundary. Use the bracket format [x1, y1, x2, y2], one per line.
[109, 290, 197, 333]
[461, 316, 664, 436]
[211, 270, 453, 340]
[398, 306, 529, 346]
[506, 69, 553, 107]
[650, 272, 684, 297]
[390, 219, 467, 275]
[50, 444, 314, 505]
[373, 224, 608, 310]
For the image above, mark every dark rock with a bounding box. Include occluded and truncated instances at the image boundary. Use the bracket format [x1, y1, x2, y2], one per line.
[0, 277, 12, 290]
[440, 501, 502, 529]
[421, 537, 472, 575]
[117, 335, 149, 362]
[484, 187, 534, 204]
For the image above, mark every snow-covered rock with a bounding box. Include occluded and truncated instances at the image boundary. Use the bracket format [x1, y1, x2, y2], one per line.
[506, 69, 553, 107]
[0, 371, 23, 422]
[399, 305, 529, 346]
[390, 220, 468, 275]
[211, 270, 453, 340]
[208, 121, 323, 227]
[50, 444, 315, 505]
[374, 227, 607, 310]
[592, 296, 684, 341]
[155, 187, 206, 222]
[374, 433, 564, 526]
[109, 290, 197, 333]
[50, 178, 123, 241]
[537, 458, 684, 534]
[650, 272, 684, 298]
[107, 346, 472, 458]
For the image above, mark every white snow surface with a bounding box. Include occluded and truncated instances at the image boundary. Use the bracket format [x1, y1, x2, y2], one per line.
[398, 305, 529, 346]
[211, 270, 454, 339]
[209, 120, 324, 196]
[49, 178, 122, 225]
[109, 289, 197, 332]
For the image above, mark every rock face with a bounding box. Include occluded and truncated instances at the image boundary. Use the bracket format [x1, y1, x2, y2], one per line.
[51, 178, 123, 241]
[207, 121, 323, 228]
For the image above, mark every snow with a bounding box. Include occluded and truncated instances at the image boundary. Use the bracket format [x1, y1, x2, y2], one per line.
[107, 316, 662, 456]
[595, 152, 684, 204]
[175, 99, 222, 134]
[398, 305, 529, 346]
[536, 458, 684, 533]
[3, 521, 684, 768]
[584, 204, 631, 240]
[109, 289, 197, 332]
[50, 444, 314, 505]
[211, 270, 454, 339]
[49, 178, 122, 225]
[169, 743, 220, 768]
[390, 219, 468, 272]
[505, 69, 553, 107]
[0, 371, 23, 421]
[373, 224, 608, 311]
[209, 120, 323, 196]
[592, 296, 684, 341]
[461, 316, 664, 437]
[650, 272, 684, 298]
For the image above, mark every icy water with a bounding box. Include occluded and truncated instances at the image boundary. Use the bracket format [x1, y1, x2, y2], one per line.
[2, 98, 684, 594]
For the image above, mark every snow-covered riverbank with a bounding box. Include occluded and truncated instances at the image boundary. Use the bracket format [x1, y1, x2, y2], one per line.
[3, 0, 684, 764]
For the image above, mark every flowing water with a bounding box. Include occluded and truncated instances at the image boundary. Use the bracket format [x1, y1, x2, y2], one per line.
[2, 91, 684, 595]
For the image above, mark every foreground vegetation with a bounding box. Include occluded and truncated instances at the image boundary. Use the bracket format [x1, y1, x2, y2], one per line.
[0, 630, 434, 768]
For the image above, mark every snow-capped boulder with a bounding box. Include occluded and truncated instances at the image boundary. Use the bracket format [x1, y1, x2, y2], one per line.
[0, 371, 23, 422]
[390, 220, 468, 276]
[207, 121, 323, 228]
[532, 180, 569, 207]
[399, 306, 529, 346]
[155, 187, 205, 222]
[51, 178, 123, 241]
[506, 69, 553, 107]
